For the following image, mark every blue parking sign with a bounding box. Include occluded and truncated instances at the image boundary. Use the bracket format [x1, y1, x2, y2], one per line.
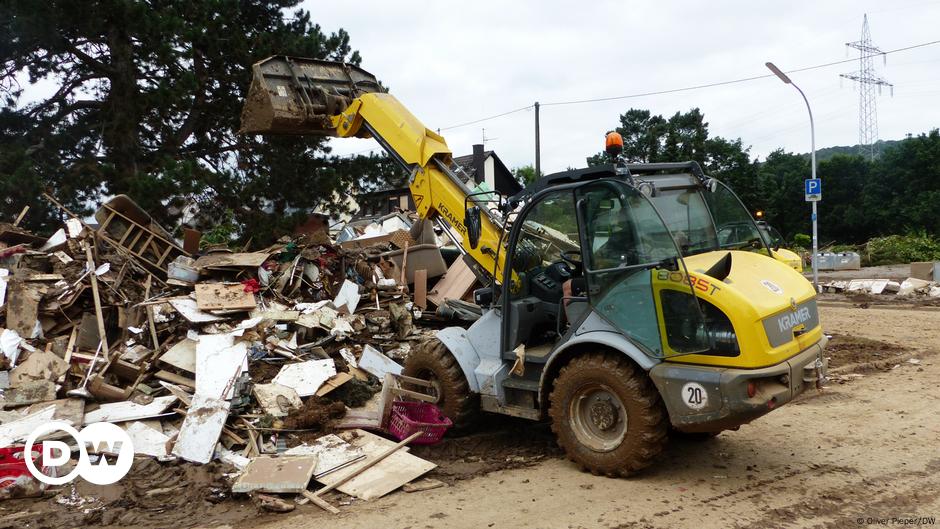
[805, 178, 821, 202]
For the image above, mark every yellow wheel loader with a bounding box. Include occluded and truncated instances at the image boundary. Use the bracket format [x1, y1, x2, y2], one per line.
[241, 56, 828, 477]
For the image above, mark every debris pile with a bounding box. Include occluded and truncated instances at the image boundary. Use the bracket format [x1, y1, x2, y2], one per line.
[0, 196, 476, 512]
[822, 277, 940, 298]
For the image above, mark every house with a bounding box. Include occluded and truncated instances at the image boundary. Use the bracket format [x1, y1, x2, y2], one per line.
[357, 144, 522, 217]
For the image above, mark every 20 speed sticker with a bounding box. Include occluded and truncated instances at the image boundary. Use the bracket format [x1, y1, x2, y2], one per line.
[681, 382, 708, 410]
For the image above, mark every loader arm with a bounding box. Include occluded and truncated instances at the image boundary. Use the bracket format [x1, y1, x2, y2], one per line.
[240, 56, 509, 283]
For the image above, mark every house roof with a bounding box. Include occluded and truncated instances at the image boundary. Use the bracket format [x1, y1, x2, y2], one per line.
[453, 151, 494, 178]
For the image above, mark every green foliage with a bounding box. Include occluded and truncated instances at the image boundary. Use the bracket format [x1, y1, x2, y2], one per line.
[792, 233, 811, 248]
[200, 209, 238, 247]
[863, 232, 940, 266]
[0, 0, 394, 246]
[512, 165, 539, 186]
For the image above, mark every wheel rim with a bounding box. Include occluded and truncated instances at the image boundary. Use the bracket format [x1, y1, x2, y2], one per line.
[568, 383, 628, 452]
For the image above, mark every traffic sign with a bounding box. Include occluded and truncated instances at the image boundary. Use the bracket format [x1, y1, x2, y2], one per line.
[805, 178, 821, 202]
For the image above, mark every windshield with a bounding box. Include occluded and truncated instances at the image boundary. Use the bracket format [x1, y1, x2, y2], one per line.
[576, 179, 709, 357]
[704, 181, 770, 254]
[757, 222, 785, 248]
[649, 189, 719, 256]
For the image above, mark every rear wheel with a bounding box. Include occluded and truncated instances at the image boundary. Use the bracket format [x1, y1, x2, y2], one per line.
[549, 352, 668, 477]
[403, 338, 478, 430]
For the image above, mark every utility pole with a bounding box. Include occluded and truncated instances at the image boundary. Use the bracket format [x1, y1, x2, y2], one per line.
[767, 62, 820, 290]
[534, 101, 541, 179]
[840, 14, 893, 161]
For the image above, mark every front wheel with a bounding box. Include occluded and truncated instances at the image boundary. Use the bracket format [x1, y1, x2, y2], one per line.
[549, 352, 668, 477]
[403, 338, 478, 430]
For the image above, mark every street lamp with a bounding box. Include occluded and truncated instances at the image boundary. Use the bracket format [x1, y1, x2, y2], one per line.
[765, 61, 819, 290]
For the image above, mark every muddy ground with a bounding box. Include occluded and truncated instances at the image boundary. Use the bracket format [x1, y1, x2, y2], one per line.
[3, 296, 938, 529]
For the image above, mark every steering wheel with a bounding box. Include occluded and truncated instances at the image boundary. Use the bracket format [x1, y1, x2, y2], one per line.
[560, 249, 584, 276]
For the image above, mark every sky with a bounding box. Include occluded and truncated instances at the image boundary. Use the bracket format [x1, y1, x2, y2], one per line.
[304, 0, 940, 174]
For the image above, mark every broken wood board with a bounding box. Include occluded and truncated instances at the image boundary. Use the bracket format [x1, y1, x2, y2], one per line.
[195, 283, 256, 311]
[232, 456, 318, 494]
[358, 345, 403, 379]
[332, 280, 361, 314]
[171, 394, 230, 464]
[315, 372, 353, 397]
[249, 309, 299, 322]
[10, 350, 68, 387]
[271, 359, 336, 397]
[154, 370, 196, 389]
[195, 334, 248, 399]
[168, 299, 229, 323]
[413, 268, 427, 309]
[83, 395, 177, 425]
[0, 380, 56, 409]
[0, 405, 56, 447]
[6, 280, 41, 337]
[252, 383, 302, 418]
[426, 258, 477, 307]
[24, 399, 85, 436]
[316, 429, 435, 501]
[193, 252, 269, 270]
[285, 434, 366, 478]
[123, 420, 171, 458]
[158, 338, 197, 373]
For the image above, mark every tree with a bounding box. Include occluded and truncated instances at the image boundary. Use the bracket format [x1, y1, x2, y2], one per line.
[0, 0, 376, 245]
[512, 165, 540, 186]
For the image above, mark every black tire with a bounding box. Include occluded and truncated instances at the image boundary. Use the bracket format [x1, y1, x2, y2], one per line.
[549, 352, 668, 477]
[403, 338, 478, 430]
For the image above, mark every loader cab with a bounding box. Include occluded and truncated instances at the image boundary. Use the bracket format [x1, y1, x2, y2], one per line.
[498, 175, 711, 364]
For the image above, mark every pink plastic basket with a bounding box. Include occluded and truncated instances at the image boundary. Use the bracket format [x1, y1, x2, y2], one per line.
[388, 401, 452, 445]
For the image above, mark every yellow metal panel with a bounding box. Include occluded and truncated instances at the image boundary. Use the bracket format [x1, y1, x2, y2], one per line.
[660, 251, 822, 369]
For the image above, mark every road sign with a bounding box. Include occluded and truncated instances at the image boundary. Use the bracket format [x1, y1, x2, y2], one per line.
[805, 178, 821, 202]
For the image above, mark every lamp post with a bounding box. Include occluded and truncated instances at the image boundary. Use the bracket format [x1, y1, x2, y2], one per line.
[765, 62, 819, 290]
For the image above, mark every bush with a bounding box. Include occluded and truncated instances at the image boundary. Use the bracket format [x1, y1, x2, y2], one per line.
[863, 232, 940, 266]
[793, 233, 811, 249]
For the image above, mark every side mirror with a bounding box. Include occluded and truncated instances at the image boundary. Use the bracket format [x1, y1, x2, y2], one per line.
[465, 206, 482, 249]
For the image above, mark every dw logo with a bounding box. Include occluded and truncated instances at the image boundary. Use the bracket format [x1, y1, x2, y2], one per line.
[23, 421, 135, 485]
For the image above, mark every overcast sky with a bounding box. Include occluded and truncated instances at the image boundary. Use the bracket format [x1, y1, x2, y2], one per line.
[306, 0, 940, 173]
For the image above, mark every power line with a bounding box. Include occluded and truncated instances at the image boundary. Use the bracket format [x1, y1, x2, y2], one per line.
[438, 104, 534, 131]
[434, 38, 940, 131]
[543, 40, 934, 107]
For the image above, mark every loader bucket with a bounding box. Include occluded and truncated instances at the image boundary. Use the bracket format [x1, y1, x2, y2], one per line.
[240, 55, 383, 136]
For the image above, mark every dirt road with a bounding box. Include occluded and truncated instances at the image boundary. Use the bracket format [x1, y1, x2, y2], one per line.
[248, 301, 940, 529]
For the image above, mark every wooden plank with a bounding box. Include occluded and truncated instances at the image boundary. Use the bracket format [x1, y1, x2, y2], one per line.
[83, 395, 177, 425]
[158, 338, 197, 373]
[426, 258, 477, 307]
[12, 205, 29, 227]
[195, 283, 256, 311]
[193, 252, 269, 270]
[232, 456, 319, 494]
[5, 280, 41, 337]
[85, 244, 111, 355]
[413, 269, 427, 310]
[195, 334, 247, 399]
[315, 372, 353, 397]
[171, 394, 230, 464]
[272, 359, 336, 397]
[154, 370, 196, 389]
[314, 430, 430, 502]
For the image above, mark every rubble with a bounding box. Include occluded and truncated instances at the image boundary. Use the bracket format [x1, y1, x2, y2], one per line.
[822, 277, 940, 298]
[0, 195, 475, 511]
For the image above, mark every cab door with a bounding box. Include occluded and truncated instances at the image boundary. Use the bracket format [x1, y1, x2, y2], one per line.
[575, 180, 710, 357]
